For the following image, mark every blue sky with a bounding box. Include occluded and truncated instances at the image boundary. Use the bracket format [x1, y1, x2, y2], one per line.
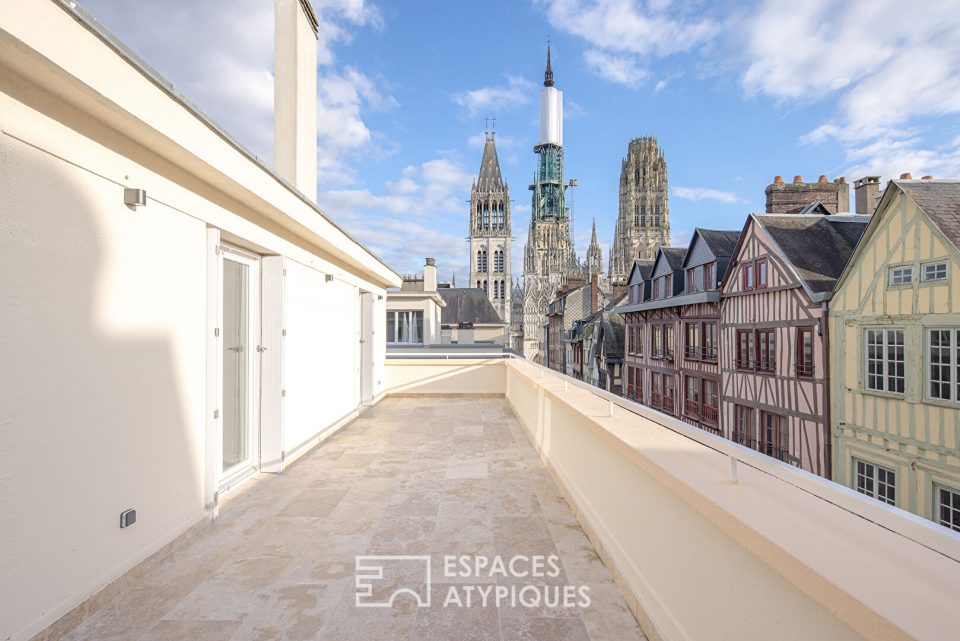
[79, 0, 960, 280]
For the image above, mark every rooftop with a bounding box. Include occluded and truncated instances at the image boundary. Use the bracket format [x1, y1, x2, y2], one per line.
[439, 288, 505, 326]
[60, 396, 643, 641]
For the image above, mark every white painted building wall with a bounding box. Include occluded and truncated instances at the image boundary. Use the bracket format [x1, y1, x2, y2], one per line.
[0, 3, 400, 640]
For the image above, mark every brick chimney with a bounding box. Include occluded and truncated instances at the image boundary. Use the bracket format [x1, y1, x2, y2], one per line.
[274, 0, 319, 201]
[854, 176, 881, 215]
[424, 258, 437, 292]
[765, 174, 846, 214]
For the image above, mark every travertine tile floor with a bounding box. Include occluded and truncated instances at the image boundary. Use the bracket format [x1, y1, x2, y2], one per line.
[64, 396, 646, 641]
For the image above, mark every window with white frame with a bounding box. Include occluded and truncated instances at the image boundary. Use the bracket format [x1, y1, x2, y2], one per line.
[854, 459, 896, 505]
[386, 310, 424, 344]
[936, 485, 960, 532]
[922, 261, 948, 282]
[927, 329, 960, 401]
[865, 328, 905, 393]
[888, 265, 913, 286]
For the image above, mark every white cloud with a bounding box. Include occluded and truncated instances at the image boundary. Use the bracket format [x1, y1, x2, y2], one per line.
[583, 49, 649, 88]
[674, 186, 740, 203]
[316, 67, 398, 183]
[79, 0, 389, 187]
[741, 0, 960, 177]
[536, 0, 719, 88]
[537, 0, 720, 57]
[453, 76, 534, 118]
[318, 157, 476, 275]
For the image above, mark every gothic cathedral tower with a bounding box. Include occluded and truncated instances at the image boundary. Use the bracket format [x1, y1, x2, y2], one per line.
[522, 46, 578, 362]
[469, 130, 511, 326]
[609, 136, 669, 282]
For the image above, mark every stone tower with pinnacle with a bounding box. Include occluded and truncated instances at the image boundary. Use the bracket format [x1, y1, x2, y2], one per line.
[468, 128, 511, 326]
[521, 44, 579, 362]
[585, 218, 603, 276]
[609, 136, 670, 282]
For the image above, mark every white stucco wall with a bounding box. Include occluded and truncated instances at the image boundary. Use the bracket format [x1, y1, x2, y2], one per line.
[0, 4, 398, 639]
[0, 118, 210, 641]
[386, 294, 443, 344]
[284, 260, 361, 455]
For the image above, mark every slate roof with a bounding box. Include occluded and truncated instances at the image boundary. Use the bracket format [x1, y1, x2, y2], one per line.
[660, 247, 688, 270]
[438, 288, 504, 325]
[476, 134, 504, 191]
[633, 259, 655, 279]
[755, 214, 870, 295]
[601, 312, 625, 357]
[896, 180, 960, 250]
[697, 229, 741, 258]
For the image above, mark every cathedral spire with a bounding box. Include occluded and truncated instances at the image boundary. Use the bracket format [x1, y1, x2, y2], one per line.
[591, 218, 598, 245]
[544, 42, 554, 87]
[477, 127, 505, 191]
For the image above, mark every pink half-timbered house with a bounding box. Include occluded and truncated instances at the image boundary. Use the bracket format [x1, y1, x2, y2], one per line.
[720, 213, 869, 477]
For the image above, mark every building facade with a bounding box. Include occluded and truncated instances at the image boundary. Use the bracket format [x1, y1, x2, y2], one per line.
[609, 136, 670, 282]
[522, 46, 579, 362]
[830, 179, 960, 530]
[468, 131, 511, 326]
[617, 232, 738, 434]
[617, 248, 687, 418]
[720, 213, 868, 477]
[386, 258, 445, 346]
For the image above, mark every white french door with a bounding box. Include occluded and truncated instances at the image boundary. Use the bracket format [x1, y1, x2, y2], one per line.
[219, 248, 261, 486]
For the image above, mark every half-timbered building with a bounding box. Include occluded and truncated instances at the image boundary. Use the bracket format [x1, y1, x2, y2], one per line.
[720, 213, 869, 477]
[615, 247, 687, 417]
[620, 260, 654, 403]
[675, 230, 740, 433]
[830, 179, 960, 530]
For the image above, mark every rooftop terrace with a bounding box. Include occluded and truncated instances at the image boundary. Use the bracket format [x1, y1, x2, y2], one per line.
[59, 395, 643, 641]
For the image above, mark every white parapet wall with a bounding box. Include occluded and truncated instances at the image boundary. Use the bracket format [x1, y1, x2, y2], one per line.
[385, 357, 960, 641]
[385, 358, 507, 395]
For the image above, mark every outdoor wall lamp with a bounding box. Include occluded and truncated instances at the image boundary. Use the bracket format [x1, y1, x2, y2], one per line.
[124, 188, 147, 208]
[816, 319, 822, 336]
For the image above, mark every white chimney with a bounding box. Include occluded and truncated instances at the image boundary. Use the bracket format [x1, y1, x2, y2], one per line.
[274, 0, 318, 201]
[424, 258, 437, 292]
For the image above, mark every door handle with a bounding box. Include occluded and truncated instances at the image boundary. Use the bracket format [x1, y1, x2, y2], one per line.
[257, 345, 267, 352]
[227, 345, 244, 353]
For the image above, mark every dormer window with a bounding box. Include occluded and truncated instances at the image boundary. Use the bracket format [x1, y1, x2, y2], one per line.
[704, 262, 715, 290]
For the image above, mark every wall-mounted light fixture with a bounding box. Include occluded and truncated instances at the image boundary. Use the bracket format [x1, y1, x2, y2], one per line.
[325, 274, 334, 283]
[124, 188, 147, 208]
[815, 319, 822, 336]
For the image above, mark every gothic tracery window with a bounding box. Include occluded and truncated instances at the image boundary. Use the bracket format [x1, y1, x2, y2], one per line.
[477, 248, 488, 271]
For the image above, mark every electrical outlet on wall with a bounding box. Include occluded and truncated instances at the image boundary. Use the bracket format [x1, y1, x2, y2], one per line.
[120, 509, 136, 528]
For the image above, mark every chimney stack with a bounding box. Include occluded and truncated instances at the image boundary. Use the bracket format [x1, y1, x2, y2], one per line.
[275, 0, 319, 201]
[424, 258, 437, 292]
[853, 176, 880, 215]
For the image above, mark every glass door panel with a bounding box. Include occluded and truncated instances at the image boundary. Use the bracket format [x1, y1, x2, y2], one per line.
[222, 257, 249, 473]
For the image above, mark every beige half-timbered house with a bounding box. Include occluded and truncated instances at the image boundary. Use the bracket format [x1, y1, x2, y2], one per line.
[830, 179, 960, 531]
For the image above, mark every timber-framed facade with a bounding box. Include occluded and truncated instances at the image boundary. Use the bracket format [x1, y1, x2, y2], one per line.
[720, 213, 868, 477]
[830, 179, 960, 530]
